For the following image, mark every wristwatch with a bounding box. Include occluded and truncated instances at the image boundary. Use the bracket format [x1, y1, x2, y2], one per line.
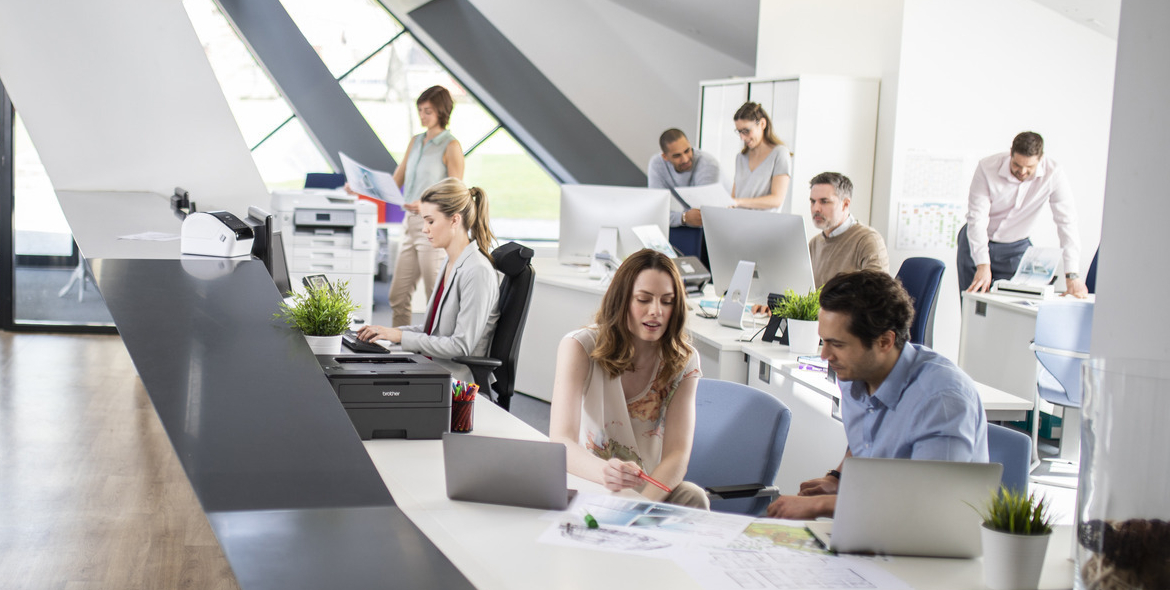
[1065, 272, 1080, 280]
[682, 210, 693, 227]
[826, 469, 842, 480]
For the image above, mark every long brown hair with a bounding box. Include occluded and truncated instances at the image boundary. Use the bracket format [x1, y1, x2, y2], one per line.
[591, 249, 690, 385]
[734, 101, 783, 155]
[420, 177, 495, 262]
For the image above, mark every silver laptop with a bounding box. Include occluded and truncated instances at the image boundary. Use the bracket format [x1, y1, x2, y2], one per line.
[806, 457, 1003, 558]
[443, 434, 577, 510]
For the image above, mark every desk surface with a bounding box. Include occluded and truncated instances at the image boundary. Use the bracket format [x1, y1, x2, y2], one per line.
[366, 398, 1074, 590]
[740, 341, 1034, 416]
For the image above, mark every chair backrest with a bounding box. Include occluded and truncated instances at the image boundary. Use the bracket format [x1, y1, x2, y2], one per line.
[304, 172, 346, 189]
[487, 241, 536, 409]
[987, 424, 1031, 494]
[1086, 248, 1100, 293]
[688, 379, 791, 515]
[895, 257, 946, 347]
[1033, 300, 1094, 406]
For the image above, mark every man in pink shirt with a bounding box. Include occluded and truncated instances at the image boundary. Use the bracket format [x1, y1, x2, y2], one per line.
[957, 132, 1088, 298]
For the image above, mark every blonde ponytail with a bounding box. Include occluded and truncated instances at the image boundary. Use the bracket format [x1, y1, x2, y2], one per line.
[420, 178, 495, 262]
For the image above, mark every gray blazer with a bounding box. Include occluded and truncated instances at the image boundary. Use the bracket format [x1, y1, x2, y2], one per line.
[399, 242, 500, 385]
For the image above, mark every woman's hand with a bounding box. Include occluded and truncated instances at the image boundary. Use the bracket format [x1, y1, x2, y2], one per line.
[601, 458, 644, 492]
[403, 201, 421, 214]
[356, 325, 402, 344]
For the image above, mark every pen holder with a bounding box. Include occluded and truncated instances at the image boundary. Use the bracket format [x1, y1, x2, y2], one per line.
[451, 398, 474, 433]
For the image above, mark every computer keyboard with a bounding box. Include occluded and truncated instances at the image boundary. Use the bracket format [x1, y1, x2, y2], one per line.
[342, 332, 391, 354]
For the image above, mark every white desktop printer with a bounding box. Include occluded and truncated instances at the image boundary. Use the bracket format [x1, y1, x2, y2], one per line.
[180, 211, 255, 257]
[317, 353, 452, 440]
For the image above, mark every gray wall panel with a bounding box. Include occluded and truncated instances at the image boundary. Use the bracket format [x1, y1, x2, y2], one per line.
[217, 0, 396, 173]
[406, 0, 646, 186]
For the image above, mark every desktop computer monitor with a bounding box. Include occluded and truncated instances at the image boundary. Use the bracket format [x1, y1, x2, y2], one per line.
[702, 207, 815, 304]
[557, 185, 671, 265]
[246, 206, 292, 296]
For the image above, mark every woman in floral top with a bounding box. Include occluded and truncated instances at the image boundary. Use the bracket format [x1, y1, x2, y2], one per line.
[550, 249, 707, 509]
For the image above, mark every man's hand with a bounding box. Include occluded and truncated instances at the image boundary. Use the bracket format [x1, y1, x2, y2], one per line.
[403, 201, 421, 214]
[767, 494, 835, 519]
[798, 476, 839, 497]
[966, 264, 993, 293]
[1063, 278, 1089, 299]
[682, 208, 703, 227]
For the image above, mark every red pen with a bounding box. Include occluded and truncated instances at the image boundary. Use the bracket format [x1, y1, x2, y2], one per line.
[638, 471, 672, 494]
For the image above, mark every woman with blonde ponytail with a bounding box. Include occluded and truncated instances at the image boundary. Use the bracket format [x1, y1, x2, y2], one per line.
[356, 178, 500, 385]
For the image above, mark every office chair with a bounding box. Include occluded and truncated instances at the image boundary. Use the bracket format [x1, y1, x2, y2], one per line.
[987, 424, 1031, 495]
[895, 257, 946, 347]
[1085, 248, 1099, 293]
[687, 379, 791, 515]
[1029, 300, 1093, 487]
[303, 172, 346, 189]
[453, 241, 535, 411]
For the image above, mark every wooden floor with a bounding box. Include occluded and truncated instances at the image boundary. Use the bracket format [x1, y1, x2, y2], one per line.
[0, 331, 239, 590]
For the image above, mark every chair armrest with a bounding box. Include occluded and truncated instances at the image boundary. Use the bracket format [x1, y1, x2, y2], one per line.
[704, 484, 779, 500]
[451, 356, 503, 369]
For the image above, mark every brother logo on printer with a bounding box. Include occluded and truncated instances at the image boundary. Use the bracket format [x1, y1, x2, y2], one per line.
[382, 390, 401, 397]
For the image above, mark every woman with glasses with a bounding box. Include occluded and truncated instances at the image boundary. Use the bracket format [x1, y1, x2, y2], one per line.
[730, 101, 791, 212]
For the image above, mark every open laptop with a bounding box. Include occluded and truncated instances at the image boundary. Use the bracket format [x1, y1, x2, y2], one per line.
[443, 434, 577, 510]
[806, 457, 1003, 558]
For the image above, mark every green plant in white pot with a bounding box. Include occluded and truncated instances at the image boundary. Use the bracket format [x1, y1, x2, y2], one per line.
[975, 487, 1054, 590]
[771, 287, 821, 354]
[275, 280, 358, 354]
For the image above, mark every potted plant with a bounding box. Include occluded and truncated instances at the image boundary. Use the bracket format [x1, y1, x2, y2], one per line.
[975, 487, 1054, 590]
[275, 280, 358, 354]
[771, 287, 821, 354]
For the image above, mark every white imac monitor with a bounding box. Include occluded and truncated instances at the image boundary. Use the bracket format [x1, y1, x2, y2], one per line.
[702, 207, 815, 304]
[558, 185, 671, 265]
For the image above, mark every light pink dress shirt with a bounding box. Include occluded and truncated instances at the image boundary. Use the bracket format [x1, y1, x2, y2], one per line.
[965, 152, 1080, 272]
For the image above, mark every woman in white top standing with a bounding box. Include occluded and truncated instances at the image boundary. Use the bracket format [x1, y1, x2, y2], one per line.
[730, 101, 791, 212]
[549, 249, 708, 509]
[356, 178, 499, 386]
[388, 86, 465, 328]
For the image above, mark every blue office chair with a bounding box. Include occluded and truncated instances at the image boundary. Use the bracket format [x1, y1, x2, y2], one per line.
[987, 424, 1031, 494]
[687, 379, 791, 515]
[895, 257, 946, 347]
[1085, 248, 1100, 293]
[1029, 300, 1093, 484]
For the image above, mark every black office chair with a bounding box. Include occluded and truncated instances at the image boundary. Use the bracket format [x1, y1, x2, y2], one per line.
[453, 241, 535, 411]
[895, 257, 945, 347]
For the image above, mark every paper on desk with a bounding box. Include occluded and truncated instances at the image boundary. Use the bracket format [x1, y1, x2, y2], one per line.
[673, 545, 912, 590]
[538, 493, 753, 557]
[339, 151, 403, 205]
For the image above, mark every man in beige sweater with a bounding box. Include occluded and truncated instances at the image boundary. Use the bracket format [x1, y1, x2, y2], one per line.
[807, 172, 889, 287]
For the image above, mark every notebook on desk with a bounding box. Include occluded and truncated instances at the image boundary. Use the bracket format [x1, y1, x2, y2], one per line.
[443, 434, 577, 510]
[806, 457, 1002, 558]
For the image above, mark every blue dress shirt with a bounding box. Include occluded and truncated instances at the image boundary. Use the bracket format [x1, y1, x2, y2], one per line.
[839, 343, 989, 462]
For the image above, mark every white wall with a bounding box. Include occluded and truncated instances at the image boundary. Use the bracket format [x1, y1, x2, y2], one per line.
[755, 0, 1116, 360]
[891, 0, 1115, 358]
[464, 0, 754, 171]
[0, 0, 269, 212]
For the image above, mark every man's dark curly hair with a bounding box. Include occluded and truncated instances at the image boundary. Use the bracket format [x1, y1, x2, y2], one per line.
[819, 270, 915, 349]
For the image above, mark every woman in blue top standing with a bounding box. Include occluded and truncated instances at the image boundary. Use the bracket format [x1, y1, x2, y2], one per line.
[388, 86, 465, 327]
[730, 102, 791, 212]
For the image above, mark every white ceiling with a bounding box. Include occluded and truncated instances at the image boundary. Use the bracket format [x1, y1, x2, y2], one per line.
[605, 0, 760, 65]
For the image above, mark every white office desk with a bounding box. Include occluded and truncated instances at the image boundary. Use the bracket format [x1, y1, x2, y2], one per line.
[739, 341, 1035, 493]
[516, 257, 753, 402]
[363, 399, 1074, 590]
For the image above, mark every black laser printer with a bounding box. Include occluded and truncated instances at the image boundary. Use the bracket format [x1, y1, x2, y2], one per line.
[317, 353, 452, 440]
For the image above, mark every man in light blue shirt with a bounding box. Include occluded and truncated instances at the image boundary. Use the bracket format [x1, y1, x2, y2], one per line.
[647, 129, 721, 227]
[767, 270, 989, 520]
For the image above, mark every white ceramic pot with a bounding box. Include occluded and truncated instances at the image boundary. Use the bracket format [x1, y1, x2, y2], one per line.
[981, 525, 1052, 590]
[786, 318, 820, 354]
[304, 334, 342, 355]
